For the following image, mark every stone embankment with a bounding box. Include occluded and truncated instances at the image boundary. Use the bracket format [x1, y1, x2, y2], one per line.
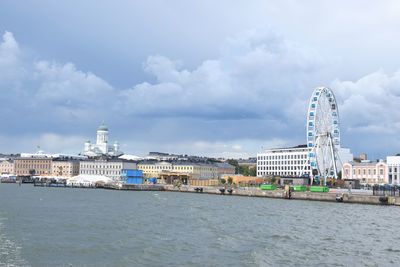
[106, 183, 400, 206]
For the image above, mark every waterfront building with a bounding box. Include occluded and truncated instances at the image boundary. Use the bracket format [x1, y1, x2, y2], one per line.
[137, 161, 218, 180]
[387, 156, 400, 184]
[257, 145, 311, 177]
[79, 159, 137, 180]
[0, 158, 14, 175]
[138, 161, 173, 178]
[83, 122, 122, 157]
[342, 160, 388, 184]
[214, 162, 236, 178]
[14, 156, 52, 176]
[257, 145, 353, 178]
[174, 162, 218, 180]
[52, 159, 80, 177]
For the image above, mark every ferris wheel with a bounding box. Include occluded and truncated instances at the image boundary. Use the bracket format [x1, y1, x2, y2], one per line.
[306, 87, 341, 185]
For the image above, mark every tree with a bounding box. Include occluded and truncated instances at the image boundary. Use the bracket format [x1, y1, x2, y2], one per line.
[227, 177, 233, 185]
[249, 167, 257, 177]
[220, 178, 226, 184]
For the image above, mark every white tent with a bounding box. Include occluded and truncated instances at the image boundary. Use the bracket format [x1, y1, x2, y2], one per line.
[66, 175, 113, 187]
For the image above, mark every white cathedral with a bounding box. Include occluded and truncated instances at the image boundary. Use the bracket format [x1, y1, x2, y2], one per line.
[83, 122, 122, 157]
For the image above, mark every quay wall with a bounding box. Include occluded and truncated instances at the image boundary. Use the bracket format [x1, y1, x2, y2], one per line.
[161, 185, 400, 206]
[89, 183, 400, 206]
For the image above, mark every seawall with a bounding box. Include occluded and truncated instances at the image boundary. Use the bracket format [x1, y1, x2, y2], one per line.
[107, 184, 400, 206]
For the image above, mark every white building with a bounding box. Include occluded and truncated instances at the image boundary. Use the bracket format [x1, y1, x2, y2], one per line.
[79, 159, 136, 180]
[257, 145, 353, 178]
[387, 156, 400, 184]
[83, 122, 122, 157]
[257, 145, 311, 177]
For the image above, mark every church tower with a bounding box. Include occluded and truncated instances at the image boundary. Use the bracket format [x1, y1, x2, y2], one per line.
[96, 122, 108, 154]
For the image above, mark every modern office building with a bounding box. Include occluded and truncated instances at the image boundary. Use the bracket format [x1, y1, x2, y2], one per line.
[256, 145, 311, 177]
[257, 145, 353, 178]
[342, 160, 388, 184]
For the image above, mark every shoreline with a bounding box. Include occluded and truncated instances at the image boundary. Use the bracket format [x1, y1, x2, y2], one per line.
[106, 184, 400, 206]
[3, 182, 399, 206]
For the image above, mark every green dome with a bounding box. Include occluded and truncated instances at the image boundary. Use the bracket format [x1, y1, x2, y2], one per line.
[98, 122, 108, 131]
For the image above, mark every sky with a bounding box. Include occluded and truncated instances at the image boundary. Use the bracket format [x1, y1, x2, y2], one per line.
[1, 0, 400, 159]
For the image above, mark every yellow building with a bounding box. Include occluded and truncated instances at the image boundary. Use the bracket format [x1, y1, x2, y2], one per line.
[52, 160, 80, 177]
[138, 162, 173, 178]
[0, 159, 14, 175]
[138, 161, 218, 180]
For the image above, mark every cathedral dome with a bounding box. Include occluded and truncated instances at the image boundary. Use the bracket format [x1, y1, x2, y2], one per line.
[97, 122, 108, 131]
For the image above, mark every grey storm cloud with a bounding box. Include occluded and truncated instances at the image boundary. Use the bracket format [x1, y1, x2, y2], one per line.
[1, 28, 400, 158]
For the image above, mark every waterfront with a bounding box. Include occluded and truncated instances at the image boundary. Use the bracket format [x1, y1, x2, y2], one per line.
[1, 184, 400, 266]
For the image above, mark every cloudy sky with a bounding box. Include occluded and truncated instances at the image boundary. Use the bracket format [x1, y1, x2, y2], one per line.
[1, 0, 400, 159]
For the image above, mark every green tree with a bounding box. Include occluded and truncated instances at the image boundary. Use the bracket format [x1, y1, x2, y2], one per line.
[249, 167, 257, 176]
[220, 178, 226, 184]
[227, 177, 233, 185]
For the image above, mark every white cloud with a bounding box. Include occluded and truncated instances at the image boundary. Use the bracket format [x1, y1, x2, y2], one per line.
[34, 61, 115, 108]
[118, 29, 322, 121]
[332, 70, 400, 134]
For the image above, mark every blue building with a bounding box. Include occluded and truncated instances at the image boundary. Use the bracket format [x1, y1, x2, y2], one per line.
[121, 169, 144, 184]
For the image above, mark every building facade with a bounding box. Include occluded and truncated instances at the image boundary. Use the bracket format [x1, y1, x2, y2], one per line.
[79, 159, 137, 180]
[214, 162, 236, 178]
[342, 160, 388, 184]
[257, 145, 353, 178]
[0, 159, 14, 175]
[52, 160, 80, 177]
[137, 161, 218, 180]
[257, 145, 311, 177]
[83, 122, 122, 157]
[387, 156, 400, 184]
[14, 157, 52, 176]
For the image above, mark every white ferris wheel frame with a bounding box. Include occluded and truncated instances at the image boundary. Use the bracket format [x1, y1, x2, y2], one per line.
[306, 87, 341, 185]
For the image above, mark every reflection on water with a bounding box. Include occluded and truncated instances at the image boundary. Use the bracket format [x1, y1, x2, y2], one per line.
[1, 184, 400, 267]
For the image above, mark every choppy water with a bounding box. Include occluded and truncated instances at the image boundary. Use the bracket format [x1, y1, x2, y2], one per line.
[1, 184, 400, 267]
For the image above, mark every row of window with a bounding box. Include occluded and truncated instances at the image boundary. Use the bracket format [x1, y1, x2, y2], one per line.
[258, 154, 307, 160]
[345, 168, 384, 176]
[15, 164, 51, 169]
[258, 160, 309, 166]
[258, 166, 311, 171]
[81, 164, 122, 169]
[257, 171, 311, 176]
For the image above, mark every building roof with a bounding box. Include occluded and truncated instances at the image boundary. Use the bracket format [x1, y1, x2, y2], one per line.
[97, 122, 108, 131]
[214, 162, 235, 168]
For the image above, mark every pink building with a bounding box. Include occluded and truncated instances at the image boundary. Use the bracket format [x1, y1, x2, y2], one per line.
[342, 160, 388, 184]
